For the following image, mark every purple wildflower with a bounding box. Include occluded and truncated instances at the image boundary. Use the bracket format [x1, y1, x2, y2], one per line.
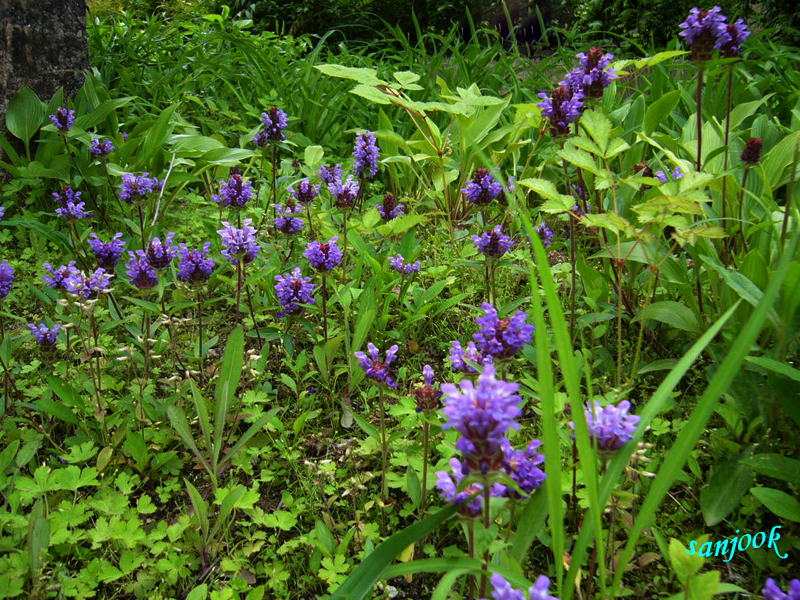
[289, 179, 321, 204]
[449, 341, 493, 373]
[679, 6, 730, 61]
[274, 267, 316, 318]
[534, 221, 554, 247]
[497, 439, 546, 499]
[50, 107, 75, 133]
[0, 261, 14, 299]
[0, 206, 4, 222]
[507, 176, 516, 194]
[120, 173, 160, 203]
[414, 365, 442, 412]
[28, 323, 61, 347]
[146, 233, 177, 270]
[121, 132, 128, 142]
[353, 130, 380, 179]
[53, 186, 91, 221]
[763, 579, 800, 600]
[441, 363, 522, 474]
[88, 233, 126, 272]
[473, 225, 514, 258]
[354, 342, 399, 388]
[318, 164, 343, 185]
[721, 19, 750, 58]
[177, 243, 214, 285]
[563, 47, 617, 99]
[486, 573, 560, 600]
[741, 138, 763, 164]
[329, 174, 360, 210]
[462, 168, 504, 206]
[435, 458, 504, 519]
[89, 137, 115, 157]
[126, 251, 158, 290]
[305, 237, 343, 272]
[537, 86, 584, 137]
[218, 219, 259, 265]
[388, 254, 421, 275]
[654, 167, 685, 183]
[473, 303, 534, 360]
[65, 268, 112, 299]
[376, 194, 404, 221]
[275, 204, 305, 234]
[569, 400, 641, 454]
[212, 174, 253, 208]
[43, 262, 79, 290]
[260, 107, 288, 142]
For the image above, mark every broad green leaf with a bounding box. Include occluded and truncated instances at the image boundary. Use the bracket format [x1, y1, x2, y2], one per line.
[6, 87, 44, 147]
[185, 480, 209, 540]
[740, 454, 800, 484]
[700, 457, 753, 526]
[200, 147, 258, 166]
[633, 301, 699, 333]
[750, 487, 800, 522]
[406, 466, 421, 509]
[745, 356, 800, 383]
[579, 109, 611, 155]
[668, 538, 703, 584]
[167, 405, 213, 478]
[74, 97, 135, 131]
[315, 64, 384, 86]
[141, 104, 178, 164]
[560, 142, 600, 175]
[644, 90, 681, 136]
[688, 571, 720, 600]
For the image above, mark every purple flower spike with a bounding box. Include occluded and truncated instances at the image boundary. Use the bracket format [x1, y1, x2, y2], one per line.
[50, 107, 75, 133]
[177, 243, 214, 285]
[0, 261, 14, 299]
[721, 19, 750, 58]
[473, 225, 514, 258]
[274, 267, 316, 318]
[120, 173, 160, 203]
[218, 219, 259, 265]
[538, 86, 584, 137]
[377, 194, 404, 221]
[679, 6, 730, 61]
[473, 303, 534, 360]
[354, 342, 399, 388]
[563, 47, 617, 99]
[28, 323, 61, 347]
[741, 138, 763, 164]
[449, 340, 493, 373]
[441, 363, 522, 474]
[388, 254, 421, 275]
[414, 365, 442, 412]
[88, 233, 126, 272]
[289, 178, 321, 204]
[435, 458, 504, 519]
[498, 439, 546, 499]
[53, 186, 91, 221]
[126, 251, 158, 290]
[569, 400, 641, 454]
[275, 204, 305, 234]
[654, 170, 668, 183]
[423, 365, 434, 386]
[65, 268, 112, 299]
[259, 107, 288, 142]
[534, 221, 554, 247]
[213, 173, 253, 208]
[353, 130, 380, 179]
[305, 237, 343, 272]
[0, 206, 5, 222]
[487, 573, 561, 600]
[462, 168, 504, 206]
[763, 579, 800, 600]
[146, 233, 177, 270]
[43, 262, 79, 291]
[655, 167, 685, 183]
[318, 164, 343, 185]
[89, 137, 115, 157]
[672, 167, 685, 179]
[329, 174, 360, 210]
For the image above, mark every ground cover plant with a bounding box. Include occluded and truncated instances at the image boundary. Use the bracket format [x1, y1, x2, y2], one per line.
[0, 3, 799, 600]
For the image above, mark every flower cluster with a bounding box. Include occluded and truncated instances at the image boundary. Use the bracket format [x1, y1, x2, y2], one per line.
[0, 206, 4, 222]
[388, 254, 420, 275]
[65, 268, 113, 299]
[177, 243, 214, 285]
[678, 6, 748, 61]
[0, 260, 14, 299]
[275, 204, 305, 234]
[721, 19, 750, 58]
[88, 233, 126, 272]
[563, 47, 617, 99]
[329, 175, 360, 209]
[570, 400, 641, 454]
[654, 166, 685, 183]
[377, 194, 404, 221]
[50, 107, 75, 132]
[538, 86, 584, 137]
[146, 233, 177, 270]
[763, 579, 800, 600]
[43, 262, 79, 290]
[482, 573, 561, 600]
[305, 237, 343, 272]
[462, 168, 504, 205]
[449, 341, 493, 373]
[473, 226, 514, 258]
[28, 323, 61, 347]
[120, 173, 160, 203]
[353, 130, 380, 179]
[534, 221, 554, 247]
[126, 251, 158, 290]
[274, 268, 316, 318]
[213, 174, 253, 208]
[741, 138, 763, 165]
[89, 137, 115, 157]
[53, 186, 91, 221]
[318, 164, 343, 185]
[258, 107, 288, 143]
[473, 303, 534, 360]
[289, 178, 321, 204]
[436, 457, 504, 519]
[355, 343, 399, 387]
[498, 439, 546, 498]
[414, 365, 442, 412]
[218, 220, 259, 265]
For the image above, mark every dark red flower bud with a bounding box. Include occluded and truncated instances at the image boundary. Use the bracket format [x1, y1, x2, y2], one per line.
[741, 138, 763, 165]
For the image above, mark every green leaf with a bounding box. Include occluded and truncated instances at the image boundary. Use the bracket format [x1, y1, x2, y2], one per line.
[688, 571, 720, 600]
[209, 485, 246, 541]
[74, 97, 135, 131]
[745, 356, 800, 383]
[633, 301, 699, 333]
[219, 407, 280, 471]
[669, 538, 702, 585]
[316, 519, 336, 556]
[350, 84, 393, 105]
[185, 480, 209, 541]
[215, 326, 244, 470]
[6, 87, 44, 146]
[510, 485, 549, 563]
[740, 454, 800, 484]
[315, 64, 384, 85]
[35, 398, 79, 425]
[352, 310, 376, 358]
[560, 142, 600, 175]
[750, 487, 800, 522]
[141, 104, 178, 164]
[644, 90, 681, 136]
[200, 147, 258, 166]
[167, 405, 213, 479]
[700, 457, 753, 526]
[393, 70, 421, 86]
[406, 466, 421, 509]
[304, 145, 324, 169]
[579, 109, 611, 155]
[185, 585, 208, 600]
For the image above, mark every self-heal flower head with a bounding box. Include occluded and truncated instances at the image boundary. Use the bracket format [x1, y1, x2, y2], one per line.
[126, 251, 158, 290]
[146, 233, 177, 270]
[353, 130, 380, 179]
[88, 233, 126, 272]
[305, 237, 343, 272]
[654, 167, 685, 183]
[538, 86, 584, 137]
[318, 164, 343, 185]
[570, 400, 640, 454]
[0, 261, 14, 299]
[473, 303, 534, 360]
[498, 439, 546, 499]
[89, 137, 115, 157]
[275, 204, 305, 234]
[43, 262, 79, 290]
[50, 107, 75, 132]
[289, 178, 321, 204]
[741, 138, 763, 164]
[177, 243, 214, 285]
[534, 221, 554, 247]
[564, 47, 617, 99]
[274, 267, 316, 318]
[679, 6, 730, 61]
[28, 323, 61, 347]
[65, 268, 112, 299]
[436, 458, 505, 519]
[120, 173, 160, 203]
[213, 174, 253, 208]
[441, 363, 522, 474]
[721, 19, 750, 58]
[485, 573, 561, 600]
[763, 579, 800, 600]
[354, 343, 399, 388]
[462, 168, 504, 206]
[0, 206, 4, 222]
[53, 186, 91, 221]
[260, 107, 288, 142]
[414, 364, 442, 412]
[388, 254, 421, 276]
[377, 194, 404, 221]
[329, 174, 360, 210]
[473, 225, 514, 258]
[218, 219, 259, 265]
[449, 341, 493, 373]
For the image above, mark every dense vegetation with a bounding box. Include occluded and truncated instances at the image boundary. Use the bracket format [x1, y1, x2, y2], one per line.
[0, 3, 798, 600]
